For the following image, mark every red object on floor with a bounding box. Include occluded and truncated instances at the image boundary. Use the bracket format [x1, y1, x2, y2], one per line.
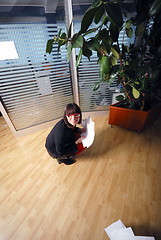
[74, 131, 86, 155]
[75, 132, 86, 155]
[75, 143, 86, 155]
[66, 131, 86, 157]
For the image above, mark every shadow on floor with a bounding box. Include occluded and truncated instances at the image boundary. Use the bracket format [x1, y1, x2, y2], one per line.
[78, 125, 127, 159]
[131, 225, 161, 240]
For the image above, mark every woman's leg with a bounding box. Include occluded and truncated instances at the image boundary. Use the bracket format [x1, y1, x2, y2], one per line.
[75, 143, 86, 155]
[46, 149, 75, 165]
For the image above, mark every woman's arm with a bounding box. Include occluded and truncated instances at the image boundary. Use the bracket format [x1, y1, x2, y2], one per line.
[75, 136, 85, 145]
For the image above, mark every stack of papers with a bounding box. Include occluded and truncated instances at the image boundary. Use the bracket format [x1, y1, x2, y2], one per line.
[81, 117, 95, 148]
[104, 220, 155, 240]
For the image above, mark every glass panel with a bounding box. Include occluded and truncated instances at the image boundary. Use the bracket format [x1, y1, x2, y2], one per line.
[0, 1, 74, 131]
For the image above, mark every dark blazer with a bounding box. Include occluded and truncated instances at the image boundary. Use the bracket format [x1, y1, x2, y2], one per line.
[45, 119, 78, 158]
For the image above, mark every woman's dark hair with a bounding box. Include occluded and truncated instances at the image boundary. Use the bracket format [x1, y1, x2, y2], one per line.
[64, 103, 82, 127]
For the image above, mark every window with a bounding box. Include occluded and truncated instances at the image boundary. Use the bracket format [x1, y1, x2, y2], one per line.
[0, 5, 73, 131]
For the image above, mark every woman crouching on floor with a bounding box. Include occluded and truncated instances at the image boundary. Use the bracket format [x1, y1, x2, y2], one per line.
[45, 103, 86, 165]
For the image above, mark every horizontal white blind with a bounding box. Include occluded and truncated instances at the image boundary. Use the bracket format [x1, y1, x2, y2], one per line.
[78, 55, 117, 112]
[0, 23, 73, 131]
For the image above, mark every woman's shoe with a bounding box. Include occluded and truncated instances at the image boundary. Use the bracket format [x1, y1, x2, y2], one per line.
[63, 159, 76, 165]
[57, 158, 76, 165]
[57, 159, 63, 164]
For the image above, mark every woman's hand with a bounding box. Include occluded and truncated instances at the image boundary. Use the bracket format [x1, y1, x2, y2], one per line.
[75, 136, 85, 144]
[78, 127, 86, 133]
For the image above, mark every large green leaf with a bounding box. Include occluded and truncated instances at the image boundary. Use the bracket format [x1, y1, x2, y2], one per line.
[116, 95, 125, 101]
[99, 45, 108, 56]
[109, 55, 117, 66]
[66, 44, 72, 62]
[102, 15, 109, 25]
[91, 0, 100, 8]
[97, 50, 103, 59]
[111, 65, 122, 72]
[111, 46, 120, 60]
[126, 27, 133, 38]
[122, 44, 129, 53]
[57, 29, 62, 37]
[76, 49, 83, 67]
[82, 42, 92, 60]
[72, 34, 84, 48]
[140, 77, 146, 90]
[58, 33, 67, 50]
[87, 39, 100, 51]
[58, 40, 66, 50]
[94, 4, 105, 24]
[46, 39, 54, 54]
[133, 81, 140, 89]
[80, 7, 97, 33]
[109, 22, 119, 42]
[60, 32, 67, 40]
[99, 56, 110, 80]
[83, 28, 98, 36]
[105, 2, 123, 28]
[125, 20, 132, 28]
[103, 41, 111, 54]
[132, 87, 140, 99]
[98, 28, 109, 40]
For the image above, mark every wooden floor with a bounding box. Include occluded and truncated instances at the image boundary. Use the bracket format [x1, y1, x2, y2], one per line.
[0, 114, 161, 240]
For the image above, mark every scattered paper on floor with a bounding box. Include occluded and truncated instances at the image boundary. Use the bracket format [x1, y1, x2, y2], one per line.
[104, 220, 155, 240]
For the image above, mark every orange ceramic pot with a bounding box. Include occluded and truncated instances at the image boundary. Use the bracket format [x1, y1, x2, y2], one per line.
[108, 101, 161, 131]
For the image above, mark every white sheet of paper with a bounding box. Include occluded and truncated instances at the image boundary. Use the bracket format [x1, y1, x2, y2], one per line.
[104, 220, 155, 240]
[104, 219, 126, 240]
[115, 227, 135, 240]
[133, 237, 155, 240]
[81, 117, 95, 148]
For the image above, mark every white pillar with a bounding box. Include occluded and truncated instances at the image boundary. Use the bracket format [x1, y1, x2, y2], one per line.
[64, 0, 80, 105]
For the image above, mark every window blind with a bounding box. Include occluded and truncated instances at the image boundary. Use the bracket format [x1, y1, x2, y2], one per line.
[0, 23, 73, 131]
[78, 55, 117, 112]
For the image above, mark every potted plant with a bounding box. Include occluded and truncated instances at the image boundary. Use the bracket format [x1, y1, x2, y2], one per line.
[46, 0, 161, 131]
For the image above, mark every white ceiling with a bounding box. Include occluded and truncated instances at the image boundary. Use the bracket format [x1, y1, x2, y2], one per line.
[0, 0, 47, 6]
[0, 0, 60, 13]
[0, 0, 133, 14]
[0, 0, 92, 13]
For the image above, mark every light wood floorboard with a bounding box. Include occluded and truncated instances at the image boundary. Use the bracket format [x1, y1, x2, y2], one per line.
[0, 114, 161, 240]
